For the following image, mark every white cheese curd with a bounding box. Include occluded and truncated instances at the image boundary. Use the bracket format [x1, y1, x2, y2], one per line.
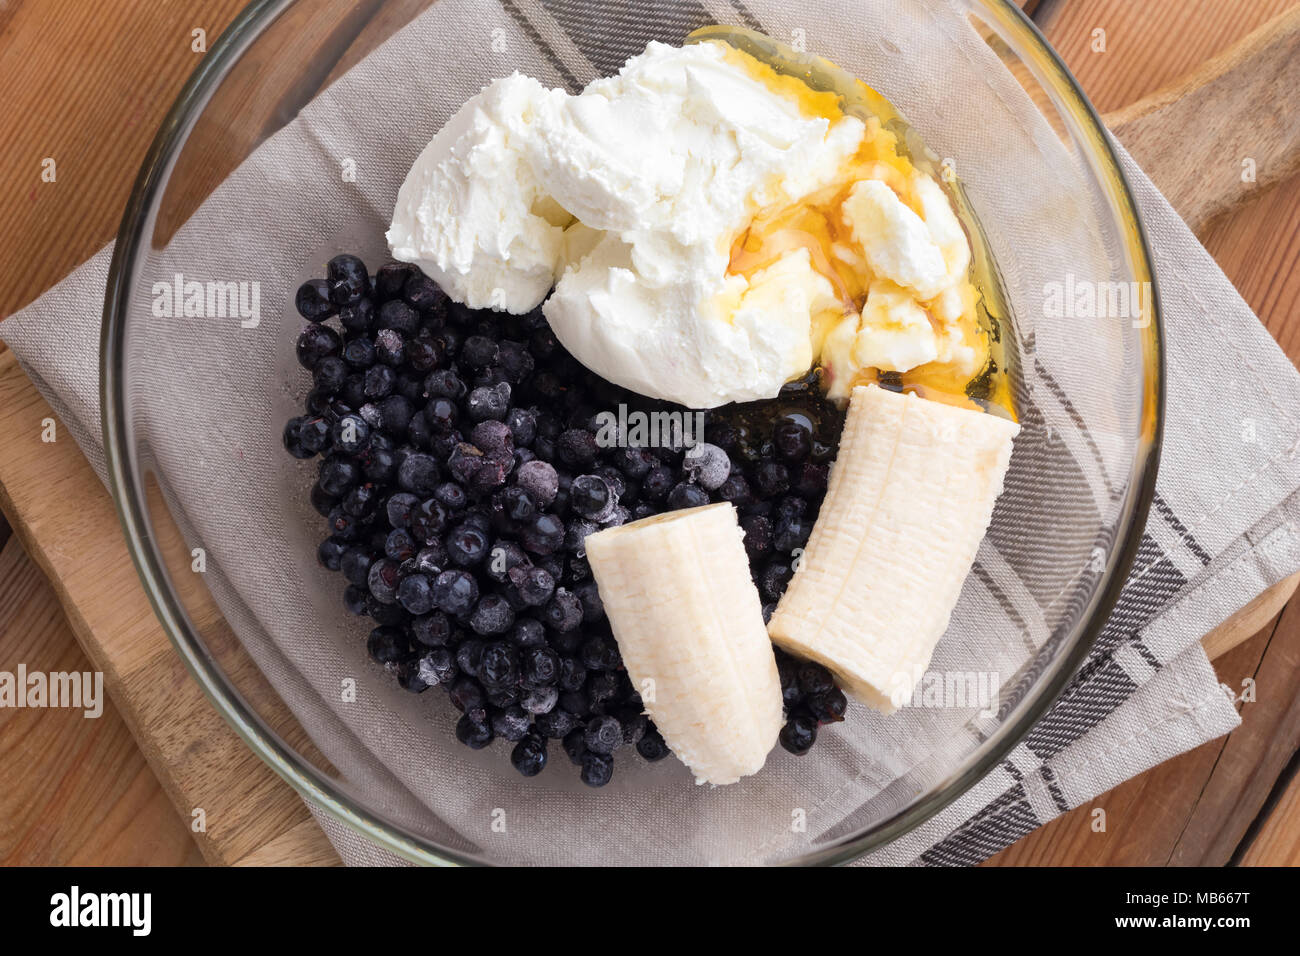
[387, 39, 980, 407]
[386, 74, 563, 312]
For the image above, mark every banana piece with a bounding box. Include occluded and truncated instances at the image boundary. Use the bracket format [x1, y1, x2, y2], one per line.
[768, 384, 1019, 713]
[586, 503, 783, 785]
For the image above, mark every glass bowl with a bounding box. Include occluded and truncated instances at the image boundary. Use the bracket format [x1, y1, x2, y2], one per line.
[102, 0, 1161, 865]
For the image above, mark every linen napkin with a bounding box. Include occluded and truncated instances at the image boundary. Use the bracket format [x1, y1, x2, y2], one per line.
[3, 0, 1296, 865]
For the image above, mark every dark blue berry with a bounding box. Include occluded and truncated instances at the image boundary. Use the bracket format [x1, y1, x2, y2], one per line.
[667, 481, 709, 510]
[295, 278, 334, 321]
[433, 569, 478, 616]
[410, 611, 452, 647]
[340, 548, 373, 587]
[367, 558, 400, 604]
[397, 573, 434, 615]
[317, 536, 348, 571]
[342, 337, 375, 368]
[542, 589, 583, 632]
[318, 457, 358, 497]
[534, 708, 580, 739]
[409, 498, 449, 544]
[521, 513, 565, 555]
[467, 382, 511, 422]
[636, 729, 670, 761]
[511, 733, 547, 776]
[580, 751, 613, 787]
[521, 646, 560, 688]
[807, 687, 848, 723]
[779, 713, 817, 755]
[773, 420, 812, 461]
[508, 565, 555, 606]
[385, 528, 416, 562]
[563, 728, 587, 765]
[397, 452, 440, 495]
[521, 685, 559, 715]
[471, 595, 515, 636]
[447, 523, 489, 566]
[326, 254, 368, 306]
[584, 714, 621, 755]
[492, 705, 531, 742]
[449, 675, 485, 713]
[682, 442, 730, 489]
[366, 625, 407, 664]
[377, 299, 418, 335]
[455, 711, 493, 749]
[416, 646, 457, 686]
[754, 460, 791, 497]
[374, 262, 415, 301]
[296, 324, 341, 369]
[797, 661, 834, 696]
[512, 618, 547, 648]
[374, 328, 405, 366]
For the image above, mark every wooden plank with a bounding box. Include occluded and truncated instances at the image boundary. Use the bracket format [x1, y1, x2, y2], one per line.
[0, 538, 203, 866]
[0, 350, 340, 866]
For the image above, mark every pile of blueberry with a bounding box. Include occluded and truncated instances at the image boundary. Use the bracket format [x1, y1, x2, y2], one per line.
[284, 253, 850, 786]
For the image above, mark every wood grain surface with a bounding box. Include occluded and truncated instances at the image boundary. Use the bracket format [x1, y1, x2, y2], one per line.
[0, 0, 1297, 866]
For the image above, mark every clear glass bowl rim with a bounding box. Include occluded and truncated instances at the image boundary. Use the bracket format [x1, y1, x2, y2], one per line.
[100, 0, 1165, 866]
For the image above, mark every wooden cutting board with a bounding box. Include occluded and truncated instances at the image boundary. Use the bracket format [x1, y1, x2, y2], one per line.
[0, 1, 1297, 866]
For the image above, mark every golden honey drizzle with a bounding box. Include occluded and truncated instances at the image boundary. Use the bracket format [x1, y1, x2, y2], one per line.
[691, 28, 1017, 421]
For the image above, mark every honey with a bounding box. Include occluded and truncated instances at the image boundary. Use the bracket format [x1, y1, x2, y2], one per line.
[690, 27, 1017, 422]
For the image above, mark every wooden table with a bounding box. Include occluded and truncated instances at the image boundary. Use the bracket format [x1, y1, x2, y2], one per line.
[1, 0, 1297, 866]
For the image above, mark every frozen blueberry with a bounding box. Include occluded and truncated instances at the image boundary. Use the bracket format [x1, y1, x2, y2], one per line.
[773, 420, 812, 462]
[312, 355, 348, 393]
[521, 646, 560, 688]
[410, 611, 452, 647]
[557, 429, 598, 469]
[739, 514, 773, 559]
[753, 460, 791, 497]
[505, 407, 537, 447]
[317, 536, 348, 571]
[447, 523, 489, 566]
[681, 442, 730, 490]
[584, 715, 622, 755]
[636, 728, 670, 761]
[667, 481, 709, 511]
[434, 481, 468, 511]
[384, 528, 416, 562]
[296, 324, 341, 369]
[340, 548, 373, 588]
[455, 711, 494, 749]
[397, 452, 440, 496]
[511, 733, 548, 777]
[425, 368, 466, 400]
[542, 589, 583, 633]
[520, 513, 565, 555]
[366, 557, 400, 605]
[511, 618, 547, 648]
[394, 573, 432, 615]
[295, 278, 335, 321]
[367, 625, 408, 664]
[779, 713, 817, 755]
[562, 728, 587, 765]
[448, 674, 485, 714]
[807, 687, 848, 724]
[461, 334, 499, 368]
[326, 254, 368, 306]
[416, 647, 457, 686]
[374, 328, 405, 366]
[343, 585, 368, 615]
[514, 460, 559, 508]
[409, 499, 450, 544]
[521, 685, 559, 715]
[471, 419, 513, 458]
[467, 382, 511, 422]
[342, 337, 375, 369]
[471, 595, 515, 635]
[570, 474, 618, 522]
[580, 751, 613, 787]
[641, 466, 674, 502]
[433, 569, 479, 616]
[377, 299, 418, 335]
[534, 708, 580, 739]
[758, 562, 793, 603]
[402, 272, 444, 311]
[797, 661, 834, 696]
[558, 656, 587, 692]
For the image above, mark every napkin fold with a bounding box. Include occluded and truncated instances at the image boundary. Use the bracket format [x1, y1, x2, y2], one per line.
[4, 0, 1297, 865]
